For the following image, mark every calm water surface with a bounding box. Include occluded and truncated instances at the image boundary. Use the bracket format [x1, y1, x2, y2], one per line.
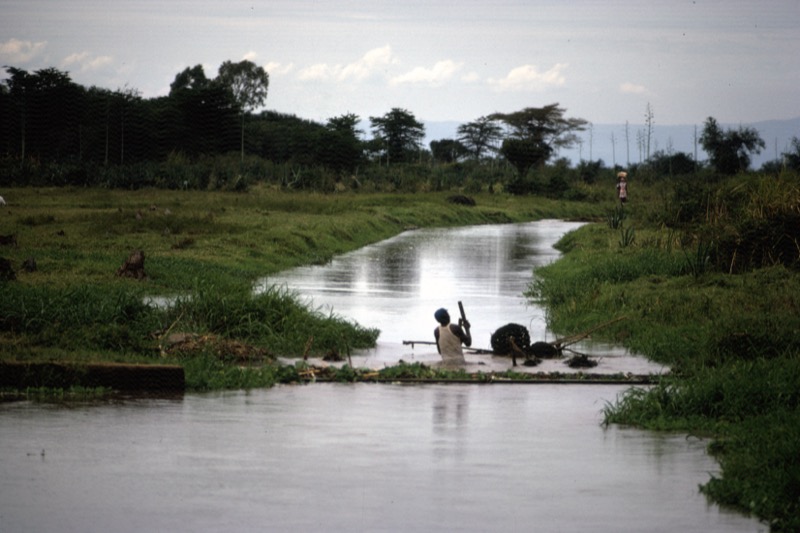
[260, 220, 665, 374]
[0, 221, 764, 531]
[1, 385, 763, 532]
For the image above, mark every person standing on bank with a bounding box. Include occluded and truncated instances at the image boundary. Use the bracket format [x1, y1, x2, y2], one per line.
[616, 171, 628, 205]
[434, 308, 472, 364]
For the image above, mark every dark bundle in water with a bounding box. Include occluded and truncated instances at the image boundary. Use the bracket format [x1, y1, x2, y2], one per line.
[490, 323, 531, 355]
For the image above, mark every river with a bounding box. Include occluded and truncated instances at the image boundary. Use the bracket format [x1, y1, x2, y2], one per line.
[0, 220, 764, 532]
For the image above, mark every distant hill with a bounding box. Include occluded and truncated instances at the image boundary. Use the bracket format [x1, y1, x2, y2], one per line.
[419, 117, 800, 170]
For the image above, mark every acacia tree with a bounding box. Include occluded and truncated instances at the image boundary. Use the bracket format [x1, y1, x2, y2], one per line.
[700, 117, 765, 174]
[369, 108, 425, 164]
[491, 103, 587, 179]
[457, 116, 503, 160]
[216, 60, 269, 161]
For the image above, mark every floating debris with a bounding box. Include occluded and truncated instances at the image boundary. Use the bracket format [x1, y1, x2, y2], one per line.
[564, 354, 598, 369]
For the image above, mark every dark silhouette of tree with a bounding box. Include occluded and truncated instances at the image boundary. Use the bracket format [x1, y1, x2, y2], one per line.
[430, 138, 468, 164]
[2, 67, 85, 164]
[216, 60, 269, 161]
[248, 111, 324, 165]
[326, 112, 362, 137]
[457, 116, 503, 160]
[499, 138, 552, 180]
[369, 108, 425, 164]
[491, 103, 586, 179]
[168, 65, 238, 156]
[318, 113, 363, 173]
[648, 150, 697, 177]
[170, 65, 211, 93]
[700, 116, 765, 174]
[3, 67, 34, 162]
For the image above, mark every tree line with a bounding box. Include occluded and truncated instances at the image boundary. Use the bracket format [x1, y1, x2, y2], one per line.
[1, 62, 798, 192]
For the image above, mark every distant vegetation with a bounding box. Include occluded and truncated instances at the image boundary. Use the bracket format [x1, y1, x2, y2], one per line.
[4, 63, 798, 194]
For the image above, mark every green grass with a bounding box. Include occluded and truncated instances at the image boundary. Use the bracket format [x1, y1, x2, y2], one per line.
[531, 175, 800, 531]
[0, 185, 608, 376]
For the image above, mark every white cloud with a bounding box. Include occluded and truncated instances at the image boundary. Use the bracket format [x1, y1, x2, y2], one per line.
[264, 61, 294, 76]
[0, 38, 47, 63]
[242, 51, 259, 62]
[62, 51, 113, 72]
[488, 63, 568, 92]
[620, 82, 646, 94]
[298, 63, 331, 81]
[389, 59, 463, 87]
[461, 71, 480, 83]
[298, 45, 396, 83]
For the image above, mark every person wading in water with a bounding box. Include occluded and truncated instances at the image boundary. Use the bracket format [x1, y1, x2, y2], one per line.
[433, 308, 472, 364]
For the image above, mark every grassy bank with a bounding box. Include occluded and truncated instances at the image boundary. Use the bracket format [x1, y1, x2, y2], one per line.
[0, 185, 607, 389]
[528, 174, 800, 531]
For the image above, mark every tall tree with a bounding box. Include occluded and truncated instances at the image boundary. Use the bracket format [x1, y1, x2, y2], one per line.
[319, 113, 363, 173]
[700, 117, 765, 174]
[168, 65, 238, 156]
[169, 65, 210, 94]
[491, 103, 587, 178]
[3, 67, 33, 162]
[326, 112, 362, 138]
[457, 116, 502, 160]
[499, 138, 552, 179]
[2, 67, 86, 165]
[216, 60, 270, 161]
[369, 108, 425, 164]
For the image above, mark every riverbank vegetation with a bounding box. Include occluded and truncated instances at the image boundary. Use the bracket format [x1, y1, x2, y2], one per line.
[529, 173, 800, 531]
[0, 186, 604, 376]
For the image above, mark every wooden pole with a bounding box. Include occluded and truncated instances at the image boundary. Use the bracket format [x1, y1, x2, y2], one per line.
[458, 301, 468, 327]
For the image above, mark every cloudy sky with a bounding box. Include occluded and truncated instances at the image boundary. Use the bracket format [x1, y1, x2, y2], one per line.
[2, 0, 799, 129]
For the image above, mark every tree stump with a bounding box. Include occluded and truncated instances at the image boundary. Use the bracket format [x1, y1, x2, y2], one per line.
[117, 250, 146, 280]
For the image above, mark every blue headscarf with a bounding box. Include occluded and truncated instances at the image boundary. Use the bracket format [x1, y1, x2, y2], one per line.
[434, 308, 450, 324]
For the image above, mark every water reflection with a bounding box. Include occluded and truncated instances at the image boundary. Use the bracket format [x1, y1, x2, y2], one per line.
[259, 220, 666, 375]
[432, 389, 469, 462]
[0, 385, 763, 532]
